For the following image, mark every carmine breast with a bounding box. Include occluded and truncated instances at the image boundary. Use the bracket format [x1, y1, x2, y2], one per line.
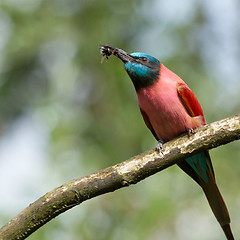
[136, 75, 200, 142]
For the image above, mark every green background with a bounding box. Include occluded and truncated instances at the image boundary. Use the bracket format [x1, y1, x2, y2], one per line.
[0, 0, 239, 239]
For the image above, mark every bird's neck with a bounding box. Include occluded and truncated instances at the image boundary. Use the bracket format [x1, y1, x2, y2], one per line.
[129, 66, 160, 92]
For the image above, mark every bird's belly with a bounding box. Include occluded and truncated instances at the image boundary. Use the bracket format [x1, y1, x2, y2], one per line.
[138, 88, 199, 142]
[150, 108, 188, 141]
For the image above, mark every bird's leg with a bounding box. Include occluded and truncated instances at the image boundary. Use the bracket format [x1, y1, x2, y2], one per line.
[156, 139, 164, 153]
[187, 128, 193, 137]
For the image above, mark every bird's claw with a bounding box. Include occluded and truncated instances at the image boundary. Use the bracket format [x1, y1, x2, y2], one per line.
[155, 140, 164, 153]
[187, 128, 193, 137]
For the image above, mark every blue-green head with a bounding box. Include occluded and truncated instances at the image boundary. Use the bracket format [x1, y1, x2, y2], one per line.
[100, 45, 160, 91]
[124, 52, 160, 90]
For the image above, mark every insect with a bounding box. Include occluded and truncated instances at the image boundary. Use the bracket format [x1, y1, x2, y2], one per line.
[99, 44, 121, 63]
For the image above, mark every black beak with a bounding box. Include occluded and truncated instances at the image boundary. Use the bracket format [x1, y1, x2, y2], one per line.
[99, 44, 134, 63]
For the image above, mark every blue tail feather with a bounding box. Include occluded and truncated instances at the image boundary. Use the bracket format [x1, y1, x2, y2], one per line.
[185, 152, 209, 183]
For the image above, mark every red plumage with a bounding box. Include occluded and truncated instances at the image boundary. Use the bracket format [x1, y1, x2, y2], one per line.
[99, 44, 234, 239]
[137, 63, 234, 240]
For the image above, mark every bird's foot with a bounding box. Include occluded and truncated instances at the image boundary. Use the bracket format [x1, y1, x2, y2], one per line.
[155, 140, 164, 153]
[187, 128, 193, 137]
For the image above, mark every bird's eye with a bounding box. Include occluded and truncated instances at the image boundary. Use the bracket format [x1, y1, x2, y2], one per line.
[141, 57, 148, 62]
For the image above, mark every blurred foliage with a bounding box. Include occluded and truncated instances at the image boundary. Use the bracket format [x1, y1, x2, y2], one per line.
[0, 0, 240, 239]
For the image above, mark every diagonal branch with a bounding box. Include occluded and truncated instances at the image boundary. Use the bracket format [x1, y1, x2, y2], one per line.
[0, 114, 240, 240]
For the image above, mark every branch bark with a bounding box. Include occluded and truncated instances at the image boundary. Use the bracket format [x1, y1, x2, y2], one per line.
[0, 114, 240, 240]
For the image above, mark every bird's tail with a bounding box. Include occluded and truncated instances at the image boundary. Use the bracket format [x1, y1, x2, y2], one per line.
[201, 175, 234, 240]
[178, 151, 234, 240]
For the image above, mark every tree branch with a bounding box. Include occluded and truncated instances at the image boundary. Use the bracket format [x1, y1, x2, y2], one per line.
[0, 114, 240, 240]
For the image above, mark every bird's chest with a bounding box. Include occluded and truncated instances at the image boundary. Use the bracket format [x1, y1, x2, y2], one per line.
[137, 83, 190, 141]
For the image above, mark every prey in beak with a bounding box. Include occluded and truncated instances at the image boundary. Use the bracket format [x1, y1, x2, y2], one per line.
[99, 44, 134, 63]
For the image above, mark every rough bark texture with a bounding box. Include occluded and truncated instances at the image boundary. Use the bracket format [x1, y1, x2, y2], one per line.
[0, 114, 240, 240]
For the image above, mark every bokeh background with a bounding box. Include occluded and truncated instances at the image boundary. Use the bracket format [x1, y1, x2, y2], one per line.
[0, 0, 240, 239]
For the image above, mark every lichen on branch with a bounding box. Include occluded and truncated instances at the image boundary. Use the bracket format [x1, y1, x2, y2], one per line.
[0, 114, 240, 240]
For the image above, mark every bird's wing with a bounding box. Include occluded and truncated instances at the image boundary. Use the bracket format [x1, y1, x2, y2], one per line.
[140, 108, 159, 141]
[176, 83, 232, 237]
[177, 82, 214, 177]
[177, 82, 205, 124]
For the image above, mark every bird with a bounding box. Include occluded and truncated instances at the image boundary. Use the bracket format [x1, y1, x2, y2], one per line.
[100, 44, 234, 240]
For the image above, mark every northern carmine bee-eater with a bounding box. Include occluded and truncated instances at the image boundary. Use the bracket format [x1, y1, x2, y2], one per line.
[100, 44, 234, 240]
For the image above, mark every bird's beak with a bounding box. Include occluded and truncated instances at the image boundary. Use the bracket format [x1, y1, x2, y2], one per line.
[99, 44, 134, 63]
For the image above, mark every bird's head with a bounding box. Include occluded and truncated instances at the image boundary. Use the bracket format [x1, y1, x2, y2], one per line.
[100, 45, 160, 91]
[123, 52, 160, 90]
